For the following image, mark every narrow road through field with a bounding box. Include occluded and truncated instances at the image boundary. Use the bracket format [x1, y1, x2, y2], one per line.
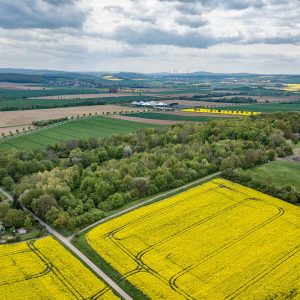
[0, 186, 133, 300]
[0, 171, 222, 299]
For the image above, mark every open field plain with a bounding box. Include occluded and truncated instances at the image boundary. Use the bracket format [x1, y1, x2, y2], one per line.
[220, 95, 300, 103]
[0, 96, 152, 111]
[251, 160, 300, 192]
[29, 93, 140, 100]
[109, 114, 188, 125]
[0, 105, 141, 129]
[0, 236, 118, 300]
[123, 112, 218, 122]
[216, 103, 300, 112]
[0, 87, 97, 98]
[0, 116, 159, 150]
[0, 82, 49, 90]
[158, 111, 238, 118]
[87, 179, 300, 300]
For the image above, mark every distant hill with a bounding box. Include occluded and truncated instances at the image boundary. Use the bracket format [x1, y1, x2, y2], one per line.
[0, 68, 62, 75]
[0, 73, 46, 83]
[0, 68, 299, 84]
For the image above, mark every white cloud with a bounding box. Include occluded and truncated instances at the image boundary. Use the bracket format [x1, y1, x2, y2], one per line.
[0, 0, 299, 73]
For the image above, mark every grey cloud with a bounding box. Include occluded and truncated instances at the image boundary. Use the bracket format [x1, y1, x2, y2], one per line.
[223, 0, 265, 10]
[104, 5, 157, 25]
[256, 36, 300, 44]
[44, 0, 75, 4]
[171, 0, 266, 10]
[0, 0, 87, 29]
[45, 0, 75, 4]
[176, 16, 208, 28]
[177, 4, 203, 15]
[111, 26, 238, 48]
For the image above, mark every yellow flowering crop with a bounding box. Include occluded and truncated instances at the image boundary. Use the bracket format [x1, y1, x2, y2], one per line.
[182, 108, 261, 116]
[283, 83, 300, 92]
[0, 236, 119, 300]
[87, 179, 300, 300]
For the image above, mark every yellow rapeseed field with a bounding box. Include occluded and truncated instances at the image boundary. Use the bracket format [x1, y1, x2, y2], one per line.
[87, 179, 300, 300]
[0, 236, 118, 300]
[283, 84, 300, 92]
[182, 108, 261, 116]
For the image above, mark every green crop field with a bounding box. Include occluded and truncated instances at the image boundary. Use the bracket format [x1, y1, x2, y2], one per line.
[0, 87, 98, 98]
[216, 102, 300, 112]
[0, 95, 153, 111]
[148, 89, 210, 95]
[0, 87, 154, 111]
[0, 117, 160, 151]
[124, 112, 216, 122]
[250, 160, 300, 192]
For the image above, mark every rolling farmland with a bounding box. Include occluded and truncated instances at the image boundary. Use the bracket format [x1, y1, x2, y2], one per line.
[0, 236, 118, 300]
[87, 179, 300, 300]
[0, 86, 154, 111]
[0, 117, 159, 151]
[0, 95, 152, 111]
[0, 105, 142, 129]
[215, 103, 300, 113]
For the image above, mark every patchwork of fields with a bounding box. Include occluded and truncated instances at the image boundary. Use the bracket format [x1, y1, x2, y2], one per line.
[0, 236, 118, 300]
[0, 105, 141, 128]
[0, 117, 159, 150]
[0, 96, 152, 111]
[0, 87, 153, 111]
[87, 179, 300, 300]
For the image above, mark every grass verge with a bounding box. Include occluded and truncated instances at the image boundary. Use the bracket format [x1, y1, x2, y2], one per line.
[250, 160, 300, 192]
[72, 233, 148, 299]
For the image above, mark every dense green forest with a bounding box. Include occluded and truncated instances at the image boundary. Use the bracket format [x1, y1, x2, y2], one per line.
[0, 112, 299, 231]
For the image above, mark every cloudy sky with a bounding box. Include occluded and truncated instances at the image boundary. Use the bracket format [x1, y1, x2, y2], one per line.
[0, 0, 299, 73]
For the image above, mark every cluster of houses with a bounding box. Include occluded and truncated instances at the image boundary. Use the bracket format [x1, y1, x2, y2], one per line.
[0, 221, 27, 243]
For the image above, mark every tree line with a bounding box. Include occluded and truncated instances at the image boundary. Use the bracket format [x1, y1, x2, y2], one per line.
[0, 112, 299, 231]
